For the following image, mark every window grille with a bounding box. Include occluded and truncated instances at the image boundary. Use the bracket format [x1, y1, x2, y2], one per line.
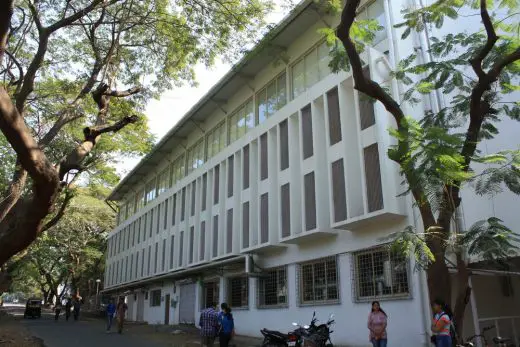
[228, 277, 249, 309]
[150, 289, 161, 307]
[202, 281, 220, 309]
[352, 246, 410, 301]
[258, 266, 288, 308]
[299, 256, 339, 305]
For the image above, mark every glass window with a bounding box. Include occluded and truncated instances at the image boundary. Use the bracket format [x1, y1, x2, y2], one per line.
[136, 189, 145, 211]
[187, 140, 205, 174]
[157, 167, 169, 196]
[228, 277, 249, 308]
[318, 41, 331, 80]
[170, 154, 186, 186]
[228, 99, 254, 144]
[354, 246, 409, 301]
[358, 0, 387, 45]
[150, 290, 161, 307]
[291, 41, 332, 98]
[304, 49, 319, 89]
[258, 266, 288, 307]
[257, 72, 287, 123]
[207, 121, 226, 160]
[299, 256, 339, 304]
[292, 59, 305, 99]
[145, 178, 157, 204]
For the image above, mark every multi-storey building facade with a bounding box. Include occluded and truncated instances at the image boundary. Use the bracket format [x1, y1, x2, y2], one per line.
[103, 0, 520, 345]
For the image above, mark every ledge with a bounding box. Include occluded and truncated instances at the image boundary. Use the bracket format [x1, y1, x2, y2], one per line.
[241, 241, 287, 254]
[332, 210, 406, 231]
[279, 228, 338, 244]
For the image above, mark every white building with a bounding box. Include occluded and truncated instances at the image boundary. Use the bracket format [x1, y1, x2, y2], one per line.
[103, 0, 520, 345]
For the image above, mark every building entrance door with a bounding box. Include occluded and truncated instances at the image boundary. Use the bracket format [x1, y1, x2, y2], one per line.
[164, 294, 170, 325]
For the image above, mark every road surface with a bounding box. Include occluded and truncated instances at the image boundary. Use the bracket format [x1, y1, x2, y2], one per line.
[14, 306, 173, 347]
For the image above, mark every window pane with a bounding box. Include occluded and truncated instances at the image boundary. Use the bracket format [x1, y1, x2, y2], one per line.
[368, 1, 387, 44]
[245, 99, 255, 130]
[229, 114, 237, 144]
[327, 87, 342, 145]
[304, 49, 319, 89]
[260, 133, 268, 180]
[266, 81, 277, 117]
[304, 172, 317, 230]
[257, 90, 268, 124]
[318, 41, 331, 80]
[277, 73, 287, 110]
[292, 60, 304, 99]
[279, 120, 289, 171]
[301, 105, 314, 159]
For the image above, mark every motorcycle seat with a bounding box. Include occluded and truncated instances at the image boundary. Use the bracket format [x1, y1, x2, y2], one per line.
[262, 328, 288, 339]
[492, 337, 511, 344]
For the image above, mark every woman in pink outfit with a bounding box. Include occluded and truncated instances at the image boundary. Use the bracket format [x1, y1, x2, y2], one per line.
[367, 301, 388, 347]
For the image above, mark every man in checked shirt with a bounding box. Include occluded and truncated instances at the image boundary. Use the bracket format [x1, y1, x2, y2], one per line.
[199, 302, 219, 346]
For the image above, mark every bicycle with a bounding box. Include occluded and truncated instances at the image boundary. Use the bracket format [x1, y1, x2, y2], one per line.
[458, 325, 514, 347]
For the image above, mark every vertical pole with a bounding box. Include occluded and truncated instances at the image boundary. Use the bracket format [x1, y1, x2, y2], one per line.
[511, 318, 518, 347]
[468, 276, 481, 347]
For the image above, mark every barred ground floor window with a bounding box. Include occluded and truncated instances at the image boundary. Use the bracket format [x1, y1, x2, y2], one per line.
[227, 276, 249, 309]
[299, 256, 339, 305]
[201, 280, 220, 309]
[257, 266, 288, 308]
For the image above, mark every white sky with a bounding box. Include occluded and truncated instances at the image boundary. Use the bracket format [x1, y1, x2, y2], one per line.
[117, 4, 290, 176]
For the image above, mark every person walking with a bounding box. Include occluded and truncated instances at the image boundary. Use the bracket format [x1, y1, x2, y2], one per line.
[73, 297, 81, 321]
[199, 302, 219, 347]
[65, 298, 72, 321]
[431, 299, 453, 347]
[106, 298, 116, 332]
[218, 303, 235, 347]
[54, 300, 62, 321]
[116, 297, 128, 334]
[368, 301, 388, 347]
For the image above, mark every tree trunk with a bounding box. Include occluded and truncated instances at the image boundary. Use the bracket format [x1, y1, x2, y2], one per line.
[0, 165, 28, 222]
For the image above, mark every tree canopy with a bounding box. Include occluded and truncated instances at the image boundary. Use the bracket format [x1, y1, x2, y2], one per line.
[0, 0, 274, 267]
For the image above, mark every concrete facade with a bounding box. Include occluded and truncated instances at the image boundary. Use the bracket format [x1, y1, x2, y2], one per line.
[102, 0, 520, 346]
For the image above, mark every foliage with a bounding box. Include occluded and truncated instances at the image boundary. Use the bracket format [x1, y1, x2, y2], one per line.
[10, 187, 114, 301]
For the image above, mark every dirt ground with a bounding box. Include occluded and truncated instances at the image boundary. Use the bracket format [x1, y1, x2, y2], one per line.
[0, 309, 44, 347]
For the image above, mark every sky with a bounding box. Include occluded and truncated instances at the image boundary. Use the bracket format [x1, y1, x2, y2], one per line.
[117, 4, 290, 177]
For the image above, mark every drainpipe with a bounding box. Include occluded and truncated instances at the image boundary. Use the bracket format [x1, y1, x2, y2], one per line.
[384, 0, 431, 345]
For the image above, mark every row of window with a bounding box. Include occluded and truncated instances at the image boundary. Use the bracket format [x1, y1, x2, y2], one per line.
[136, 248, 409, 311]
[109, 91, 382, 261]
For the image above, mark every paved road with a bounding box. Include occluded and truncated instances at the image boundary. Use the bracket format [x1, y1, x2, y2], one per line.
[19, 309, 170, 347]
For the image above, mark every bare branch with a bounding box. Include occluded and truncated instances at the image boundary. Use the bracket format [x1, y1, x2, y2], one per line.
[41, 189, 74, 233]
[104, 86, 142, 97]
[27, 1, 43, 33]
[5, 50, 24, 89]
[0, 0, 14, 63]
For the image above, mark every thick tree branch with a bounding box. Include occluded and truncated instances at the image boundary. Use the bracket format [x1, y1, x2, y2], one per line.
[0, 0, 14, 63]
[57, 115, 138, 180]
[104, 86, 142, 97]
[41, 189, 75, 233]
[5, 50, 24, 89]
[27, 1, 43, 33]
[469, 0, 498, 79]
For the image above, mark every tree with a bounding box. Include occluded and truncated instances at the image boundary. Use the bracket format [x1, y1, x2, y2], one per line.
[9, 187, 114, 304]
[322, 0, 520, 337]
[0, 0, 272, 266]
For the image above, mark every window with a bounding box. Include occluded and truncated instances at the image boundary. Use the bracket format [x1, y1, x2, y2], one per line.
[171, 194, 177, 226]
[156, 204, 161, 233]
[353, 246, 409, 300]
[164, 199, 169, 229]
[154, 242, 158, 273]
[150, 289, 161, 307]
[258, 266, 288, 307]
[301, 105, 313, 159]
[202, 281, 220, 309]
[141, 249, 145, 277]
[149, 209, 153, 237]
[157, 167, 169, 195]
[364, 143, 384, 212]
[359, 67, 376, 130]
[136, 189, 145, 211]
[187, 139, 205, 174]
[214, 166, 220, 205]
[132, 222, 136, 247]
[130, 254, 134, 281]
[200, 221, 206, 261]
[357, 0, 387, 45]
[243, 145, 250, 189]
[292, 41, 331, 98]
[331, 159, 347, 222]
[228, 99, 254, 144]
[206, 121, 226, 159]
[161, 239, 166, 272]
[145, 178, 157, 204]
[281, 184, 291, 238]
[181, 188, 186, 221]
[147, 245, 151, 275]
[260, 133, 268, 180]
[279, 120, 289, 170]
[327, 87, 342, 145]
[226, 209, 233, 254]
[170, 154, 186, 186]
[144, 213, 148, 241]
[228, 277, 249, 308]
[189, 227, 195, 263]
[191, 181, 196, 216]
[260, 193, 269, 243]
[242, 202, 249, 249]
[169, 235, 175, 269]
[127, 197, 135, 217]
[202, 174, 207, 211]
[256, 72, 287, 124]
[299, 256, 339, 304]
[179, 231, 184, 266]
[135, 252, 139, 279]
[227, 156, 234, 198]
[213, 215, 219, 257]
[304, 172, 317, 230]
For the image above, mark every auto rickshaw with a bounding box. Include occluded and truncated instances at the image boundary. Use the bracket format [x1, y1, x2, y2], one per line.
[24, 298, 42, 318]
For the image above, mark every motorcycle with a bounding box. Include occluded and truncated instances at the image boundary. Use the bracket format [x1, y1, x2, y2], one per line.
[261, 312, 334, 347]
